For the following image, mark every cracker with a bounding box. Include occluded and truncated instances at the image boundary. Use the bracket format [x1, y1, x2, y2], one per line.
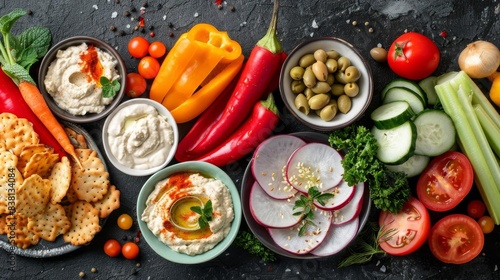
[92, 185, 120, 218]
[49, 156, 71, 204]
[65, 182, 79, 203]
[15, 174, 51, 217]
[1, 118, 39, 156]
[18, 144, 53, 172]
[63, 201, 101, 246]
[6, 213, 40, 249]
[0, 151, 23, 215]
[28, 203, 71, 242]
[75, 148, 96, 163]
[0, 113, 17, 131]
[65, 127, 88, 149]
[22, 150, 60, 179]
[71, 152, 109, 202]
[0, 214, 8, 235]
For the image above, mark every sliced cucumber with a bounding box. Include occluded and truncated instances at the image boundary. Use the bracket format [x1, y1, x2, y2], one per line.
[381, 78, 428, 105]
[371, 101, 415, 129]
[386, 154, 430, 178]
[413, 109, 456, 156]
[418, 76, 438, 105]
[382, 87, 426, 115]
[372, 121, 416, 165]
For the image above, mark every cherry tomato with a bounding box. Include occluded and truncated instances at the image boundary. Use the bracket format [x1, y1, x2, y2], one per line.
[148, 41, 167, 58]
[128, 37, 150, 59]
[416, 151, 473, 212]
[138, 56, 160, 79]
[428, 214, 484, 264]
[125, 73, 147, 97]
[478, 216, 495, 234]
[387, 32, 440, 80]
[467, 200, 486, 219]
[117, 213, 133, 230]
[122, 242, 140, 260]
[104, 239, 121, 257]
[378, 197, 430, 256]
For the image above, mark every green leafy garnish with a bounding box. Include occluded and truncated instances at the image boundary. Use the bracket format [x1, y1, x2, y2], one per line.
[190, 200, 213, 229]
[234, 230, 277, 262]
[329, 125, 410, 213]
[100, 76, 120, 98]
[292, 186, 334, 236]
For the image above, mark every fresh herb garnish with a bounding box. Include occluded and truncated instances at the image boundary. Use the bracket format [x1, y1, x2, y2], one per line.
[292, 186, 334, 236]
[234, 230, 277, 262]
[100, 76, 120, 98]
[190, 199, 213, 229]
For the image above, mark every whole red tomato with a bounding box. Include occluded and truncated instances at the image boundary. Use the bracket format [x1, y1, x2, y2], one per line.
[387, 32, 440, 80]
[125, 73, 147, 97]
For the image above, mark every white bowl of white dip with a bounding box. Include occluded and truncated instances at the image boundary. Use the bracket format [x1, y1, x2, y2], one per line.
[102, 98, 179, 176]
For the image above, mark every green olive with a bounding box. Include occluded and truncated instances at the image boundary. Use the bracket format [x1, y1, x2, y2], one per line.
[337, 56, 351, 72]
[330, 83, 345, 96]
[319, 102, 338, 121]
[326, 74, 335, 85]
[311, 81, 331, 94]
[308, 93, 331, 110]
[344, 66, 361, 83]
[299, 53, 316, 68]
[302, 66, 316, 88]
[344, 82, 359, 97]
[370, 47, 388, 62]
[291, 80, 306, 94]
[313, 49, 328, 63]
[294, 93, 310, 115]
[312, 61, 328, 81]
[304, 88, 315, 99]
[334, 71, 348, 84]
[337, 94, 352, 114]
[325, 58, 338, 73]
[326, 50, 341, 60]
[289, 66, 305, 80]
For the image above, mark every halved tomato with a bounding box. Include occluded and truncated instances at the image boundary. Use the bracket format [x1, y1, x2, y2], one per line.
[378, 197, 430, 256]
[416, 151, 473, 212]
[428, 214, 484, 264]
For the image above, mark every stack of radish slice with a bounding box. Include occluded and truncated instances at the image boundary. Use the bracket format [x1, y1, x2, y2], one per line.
[249, 135, 365, 256]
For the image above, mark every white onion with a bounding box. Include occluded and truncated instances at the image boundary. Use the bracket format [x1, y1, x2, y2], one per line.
[458, 40, 500, 79]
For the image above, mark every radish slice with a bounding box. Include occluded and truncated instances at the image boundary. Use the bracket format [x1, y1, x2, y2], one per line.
[332, 182, 365, 225]
[310, 217, 359, 257]
[268, 209, 332, 255]
[249, 182, 301, 228]
[252, 135, 305, 199]
[286, 143, 344, 193]
[313, 180, 356, 211]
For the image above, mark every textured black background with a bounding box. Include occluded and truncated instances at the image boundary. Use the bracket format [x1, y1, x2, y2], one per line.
[1, 0, 500, 279]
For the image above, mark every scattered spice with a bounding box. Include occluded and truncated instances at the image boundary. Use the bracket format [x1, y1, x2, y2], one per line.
[119, 30, 126, 36]
[109, 25, 117, 32]
[124, 10, 131, 17]
[364, 21, 369, 26]
[229, 5, 236, 12]
[142, 2, 148, 8]
[136, 262, 141, 268]
[157, 4, 163, 10]
[26, 10, 33, 15]
[130, 6, 137, 12]
[352, 20, 358, 26]
[79, 271, 85, 278]
[169, 32, 174, 37]
[368, 27, 374, 33]
[439, 30, 448, 38]
[168, 22, 174, 28]
[91, 267, 97, 273]
[218, 4, 223, 10]
[115, 0, 120, 3]
[149, 31, 155, 37]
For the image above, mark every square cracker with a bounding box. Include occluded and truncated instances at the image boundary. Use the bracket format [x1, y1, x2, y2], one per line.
[49, 156, 71, 204]
[28, 203, 71, 242]
[15, 174, 51, 217]
[92, 185, 120, 218]
[71, 152, 109, 202]
[0, 118, 39, 156]
[63, 201, 101, 246]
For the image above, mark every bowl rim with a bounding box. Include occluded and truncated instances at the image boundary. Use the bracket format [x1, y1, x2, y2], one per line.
[279, 36, 374, 131]
[101, 98, 179, 177]
[37, 35, 126, 123]
[136, 161, 242, 264]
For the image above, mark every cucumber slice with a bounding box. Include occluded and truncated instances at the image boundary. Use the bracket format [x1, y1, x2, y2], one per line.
[383, 87, 425, 115]
[372, 121, 416, 165]
[381, 78, 428, 105]
[418, 76, 438, 105]
[386, 154, 430, 178]
[371, 101, 415, 129]
[413, 109, 456, 156]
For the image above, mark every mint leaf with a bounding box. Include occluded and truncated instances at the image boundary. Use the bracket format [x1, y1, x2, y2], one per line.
[1, 63, 34, 85]
[0, 9, 26, 35]
[17, 26, 51, 59]
[190, 199, 213, 229]
[100, 76, 120, 98]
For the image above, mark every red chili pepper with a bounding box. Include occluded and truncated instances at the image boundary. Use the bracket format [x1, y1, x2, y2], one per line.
[0, 68, 66, 158]
[186, 0, 284, 157]
[194, 93, 279, 167]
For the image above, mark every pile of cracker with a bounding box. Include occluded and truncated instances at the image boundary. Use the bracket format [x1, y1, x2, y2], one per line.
[0, 113, 120, 249]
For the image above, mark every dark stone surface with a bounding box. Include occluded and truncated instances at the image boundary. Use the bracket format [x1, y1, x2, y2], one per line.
[1, 0, 500, 279]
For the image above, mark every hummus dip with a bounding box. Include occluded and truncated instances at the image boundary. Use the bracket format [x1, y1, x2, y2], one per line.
[141, 172, 234, 256]
[44, 43, 119, 115]
[107, 103, 174, 170]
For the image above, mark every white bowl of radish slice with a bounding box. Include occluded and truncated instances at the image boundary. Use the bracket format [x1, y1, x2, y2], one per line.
[241, 132, 371, 259]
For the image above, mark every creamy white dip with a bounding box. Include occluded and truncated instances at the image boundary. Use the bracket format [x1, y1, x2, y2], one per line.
[141, 172, 234, 256]
[107, 103, 174, 170]
[44, 43, 119, 115]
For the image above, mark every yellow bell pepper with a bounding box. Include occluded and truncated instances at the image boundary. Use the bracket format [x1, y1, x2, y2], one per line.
[489, 72, 500, 108]
[150, 23, 242, 111]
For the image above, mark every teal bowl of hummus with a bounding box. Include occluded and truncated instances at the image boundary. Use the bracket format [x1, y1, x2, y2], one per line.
[137, 161, 242, 264]
[38, 36, 126, 123]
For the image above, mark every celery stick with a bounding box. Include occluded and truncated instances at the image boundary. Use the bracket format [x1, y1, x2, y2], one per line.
[474, 104, 500, 158]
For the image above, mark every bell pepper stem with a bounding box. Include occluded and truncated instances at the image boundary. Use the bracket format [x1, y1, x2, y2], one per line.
[256, 0, 282, 54]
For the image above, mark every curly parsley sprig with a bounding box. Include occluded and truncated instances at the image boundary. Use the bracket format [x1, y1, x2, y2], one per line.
[235, 230, 277, 262]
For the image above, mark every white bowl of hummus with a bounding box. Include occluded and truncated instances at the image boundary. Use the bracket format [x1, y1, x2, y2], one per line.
[137, 161, 242, 264]
[38, 36, 126, 123]
[102, 98, 179, 176]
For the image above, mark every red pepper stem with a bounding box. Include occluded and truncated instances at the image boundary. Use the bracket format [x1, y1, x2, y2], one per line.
[256, 0, 282, 54]
[261, 93, 279, 115]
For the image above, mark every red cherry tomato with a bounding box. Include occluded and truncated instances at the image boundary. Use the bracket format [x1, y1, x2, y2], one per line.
[138, 56, 160, 79]
[428, 214, 484, 264]
[122, 242, 140, 260]
[149, 41, 167, 58]
[467, 200, 486, 219]
[416, 151, 473, 212]
[104, 239, 121, 257]
[387, 32, 440, 80]
[478, 216, 495, 234]
[125, 73, 147, 97]
[128, 37, 150, 59]
[378, 197, 431, 256]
